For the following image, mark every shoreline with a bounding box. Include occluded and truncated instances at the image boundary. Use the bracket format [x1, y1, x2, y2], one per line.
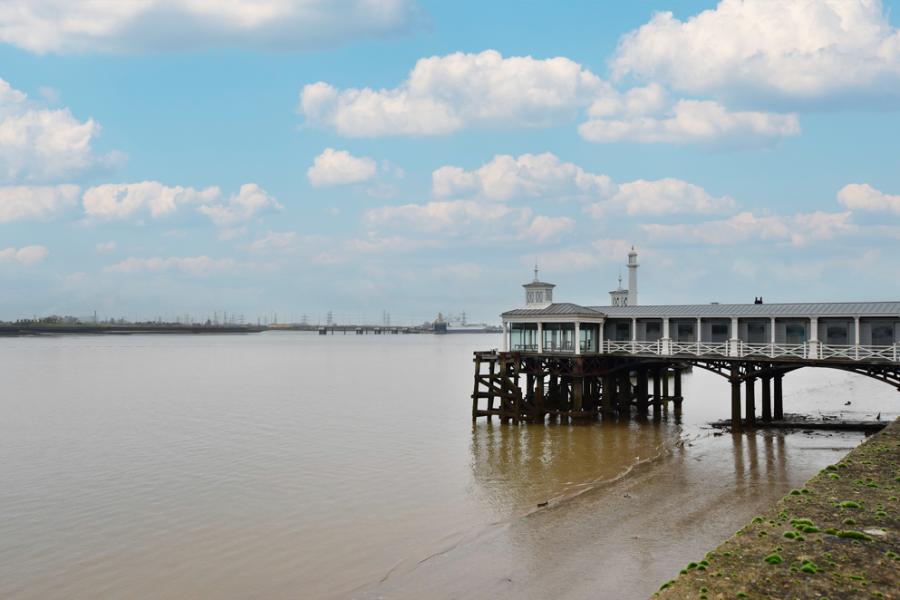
[359, 425, 864, 600]
[655, 417, 899, 599]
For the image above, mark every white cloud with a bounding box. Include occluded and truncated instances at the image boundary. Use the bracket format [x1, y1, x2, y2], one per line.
[105, 255, 237, 275]
[0, 0, 420, 54]
[0, 78, 117, 182]
[611, 0, 900, 101]
[83, 181, 220, 220]
[197, 183, 282, 226]
[248, 231, 298, 253]
[578, 100, 799, 146]
[520, 215, 575, 243]
[0, 184, 79, 222]
[95, 241, 116, 253]
[344, 236, 438, 253]
[837, 183, 900, 214]
[364, 200, 520, 234]
[0, 244, 48, 265]
[587, 178, 737, 217]
[432, 153, 613, 201]
[299, 50, 611, 136]
[82, 181, 281, 225]
[307, 148, 377, 187]
[642, 211, 855, 246]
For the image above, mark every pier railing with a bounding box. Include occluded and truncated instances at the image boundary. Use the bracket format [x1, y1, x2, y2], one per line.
[555, 340, 900, 363]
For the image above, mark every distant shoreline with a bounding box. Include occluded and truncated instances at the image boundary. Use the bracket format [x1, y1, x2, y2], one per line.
[0, 324, 265, 336]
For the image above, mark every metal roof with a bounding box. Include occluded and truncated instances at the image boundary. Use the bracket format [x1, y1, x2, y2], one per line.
[522, 281, 556, 288]
[588, 301, 900, 318]
[502, 303, 604, 318]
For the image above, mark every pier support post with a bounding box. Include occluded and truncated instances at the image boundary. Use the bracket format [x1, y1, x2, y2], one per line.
[730, 363, 742, 431]
[774, 373, 784, 420]
[601, 372, 615, 415]
[745, 371, 756, 426]
[637, 368, 649, 415]
[487, 359, 496, 417]
[617, 371, 631, 415]
[662, 365, 670, 403]
[472, 354, 482, 420]
[761, 375, 772, 422]
[572, 358, 584, 413]
[673, 368, 683, 408]
[652, 366, 662, 419]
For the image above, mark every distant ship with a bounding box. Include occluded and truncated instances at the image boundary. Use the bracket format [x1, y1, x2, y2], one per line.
[432, 312, 501, 334]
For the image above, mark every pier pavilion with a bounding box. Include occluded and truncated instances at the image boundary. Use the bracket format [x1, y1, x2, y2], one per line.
[473, 251, 900, 429]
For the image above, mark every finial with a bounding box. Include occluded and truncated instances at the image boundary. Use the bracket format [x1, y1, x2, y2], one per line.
[618, 270, 623, 289]
[533, 262, 539, 282]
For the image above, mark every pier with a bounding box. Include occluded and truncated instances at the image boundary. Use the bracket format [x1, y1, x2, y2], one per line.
[473, 250, 900, 429]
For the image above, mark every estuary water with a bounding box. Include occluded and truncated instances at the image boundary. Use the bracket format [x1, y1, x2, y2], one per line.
[0, 332, 896, 599]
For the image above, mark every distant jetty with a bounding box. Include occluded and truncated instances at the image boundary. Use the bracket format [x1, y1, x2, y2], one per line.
[0, 323, 265, 336]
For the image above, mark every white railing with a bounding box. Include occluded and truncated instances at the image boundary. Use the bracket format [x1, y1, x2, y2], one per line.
[603, 340, 661, 354]
[818, 343, 897, 362]
[517, 337, 899, 363]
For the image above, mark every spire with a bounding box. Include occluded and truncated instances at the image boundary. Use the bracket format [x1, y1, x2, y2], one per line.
[617, 270, 623, 290]
[533, 261, 539, 282]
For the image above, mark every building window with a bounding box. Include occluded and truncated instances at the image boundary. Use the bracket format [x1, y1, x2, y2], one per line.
[511, 323, 538, 351]
[644, 321, 661, 341]
[785, 322, 807, 344]
[543, 323, 575, 352]
[826, 324, 849, 345]
[676, 322, 695, 342]
[747, 321, 767, 343]
[580, 324, 598, 353]
[871, 323, 894, 346]
[614, 322, 630, 341]
[710, 323, 728, 342]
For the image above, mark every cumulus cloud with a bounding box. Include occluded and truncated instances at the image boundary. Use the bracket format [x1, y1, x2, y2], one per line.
[837, 183, 900, 214]
[0, 0, 421, 54]
[0, 244, 48, 265]
[82, 181, 281, 225]
[197, 183, 282, 226]
[0, 78, 117, 182]
[105, 255, 237, 275]
[611, 0, 900, 101]
[578, 99, 799, 146]
[83, 181, 220, 220]
[307, 148, 377, 187]
[299, 50, 611, 136]
[587, 178, 737, 217]
[432, 153, 613, 201]
[642, 211, 855, 246]
[0, 184, 79, 222]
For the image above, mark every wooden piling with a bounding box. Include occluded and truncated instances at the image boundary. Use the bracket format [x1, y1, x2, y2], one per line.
[774, 373, 784, 420]
[761, 375, 772, 422]
[730, 363, 742, 431]
[745, 373, 756, 426]
[637, 368, 649, 414]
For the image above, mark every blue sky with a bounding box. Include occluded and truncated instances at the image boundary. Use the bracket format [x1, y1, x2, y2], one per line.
[1, 0, 899, 324]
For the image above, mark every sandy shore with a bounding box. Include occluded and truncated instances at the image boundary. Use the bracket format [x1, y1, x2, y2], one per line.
[359, 428, 863, 600]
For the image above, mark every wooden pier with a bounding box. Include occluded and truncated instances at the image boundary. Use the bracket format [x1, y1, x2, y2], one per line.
[472, 350, 900, 430]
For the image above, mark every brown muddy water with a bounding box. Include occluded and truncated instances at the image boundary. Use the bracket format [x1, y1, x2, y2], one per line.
[0, 332, 896, 599]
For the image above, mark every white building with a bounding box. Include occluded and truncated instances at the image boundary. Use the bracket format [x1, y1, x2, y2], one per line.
[502, 250, 900, 362]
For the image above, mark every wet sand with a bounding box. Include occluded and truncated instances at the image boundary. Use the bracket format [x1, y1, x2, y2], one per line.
[362, 428, 863, 600]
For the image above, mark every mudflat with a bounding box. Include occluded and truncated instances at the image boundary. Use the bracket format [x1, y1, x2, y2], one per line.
[656, 418, 899, 600]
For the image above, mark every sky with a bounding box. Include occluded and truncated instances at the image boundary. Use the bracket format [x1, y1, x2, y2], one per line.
[1, 0, 899, 325]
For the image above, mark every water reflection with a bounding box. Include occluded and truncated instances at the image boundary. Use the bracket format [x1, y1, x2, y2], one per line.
[469, 419, 680, 516]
